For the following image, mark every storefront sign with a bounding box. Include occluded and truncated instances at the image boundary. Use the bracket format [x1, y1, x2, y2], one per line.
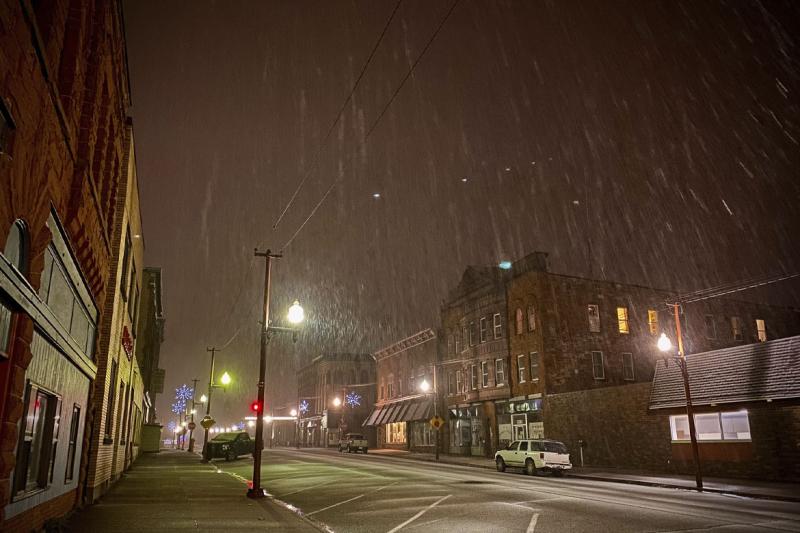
[121, 326, 134, 359]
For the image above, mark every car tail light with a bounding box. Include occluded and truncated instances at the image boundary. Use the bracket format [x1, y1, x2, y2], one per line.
[540, 453, 545, 459]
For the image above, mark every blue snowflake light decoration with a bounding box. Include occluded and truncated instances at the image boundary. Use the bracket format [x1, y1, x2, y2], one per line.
[171, 401, 185, 415]
[175, 384, 194, 403]
[345, 391, 361, 408]
[166, 421, 176, 433]
[299, 400, 309, 414]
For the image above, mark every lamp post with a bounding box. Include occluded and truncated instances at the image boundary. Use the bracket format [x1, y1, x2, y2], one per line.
[201, 346, 231, 462]
[419, 370, 440, 462]
[248, 247, 304, 500]
[658, 302, 703, 491]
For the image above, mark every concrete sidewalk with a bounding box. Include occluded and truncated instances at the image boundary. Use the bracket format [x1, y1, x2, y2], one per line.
[66, 450, 322, 532]
[367, 448, 800, 502]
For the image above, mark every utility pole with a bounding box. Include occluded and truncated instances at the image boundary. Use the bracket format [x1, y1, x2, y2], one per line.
[201, 347, 217, 462]
[188, 378, 199, 453]
[248, 249, 282, 499]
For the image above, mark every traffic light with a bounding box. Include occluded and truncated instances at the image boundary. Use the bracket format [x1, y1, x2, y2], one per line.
[250, 400, 262, 413]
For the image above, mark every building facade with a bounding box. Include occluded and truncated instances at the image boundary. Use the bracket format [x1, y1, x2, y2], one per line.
[0, 0, 132, 529]
[136, 267, 165, 424]
[440, 265, 514, 457]
[84, 131, 145, 502]
[364, 329, 439, 453]
[296, 353, 375, 448]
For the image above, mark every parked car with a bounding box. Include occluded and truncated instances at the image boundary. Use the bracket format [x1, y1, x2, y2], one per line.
[338, 433, 369, 453]
[207, 431, 255, 461]
[494, 439, 572, 476]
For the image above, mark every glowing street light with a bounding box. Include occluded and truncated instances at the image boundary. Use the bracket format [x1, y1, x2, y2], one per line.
[199, 394, 207, 403]
[220, 372, 232, 386]
[290, 409, 298, 417]
[418, 379, 431, 393]
[332, 397, 342, 407]
[657, 333, 673, 352]
[287, 300, 305, 325]
[247, 420, 255, 428]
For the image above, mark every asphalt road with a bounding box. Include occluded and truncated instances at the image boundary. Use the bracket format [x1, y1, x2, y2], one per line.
[214, 448, 800, 533]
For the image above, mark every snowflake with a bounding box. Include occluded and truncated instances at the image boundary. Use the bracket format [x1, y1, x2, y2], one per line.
[171, 401, 185, 414]
[166, 421, 176, 433]
[345, 391, 361, 408]
[299, 400, 309, 414]
[175, 384, 194, 403]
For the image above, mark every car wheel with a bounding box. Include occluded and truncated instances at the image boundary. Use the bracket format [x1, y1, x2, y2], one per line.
[496, 457, 506, 472]
[525, 458, 537, 476]
[226, 450, 236, 462]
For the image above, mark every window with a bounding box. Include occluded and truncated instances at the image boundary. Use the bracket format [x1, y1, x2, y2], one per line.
[13, 383, 60, 495]
[471, 365, 478, 390]
[588, 304, 600, 332]
[3, 219, 27, 274]
[65, 405, 80, 482]
[380, 382, 384, 400]
[127, 261, 137, 321]
[647, 309, 658, 335]
[493, 313, 502, 338]
[616, 307, 629, 334]
[527, 305, 536, 332]
[104, 359, 118, 440]
[515, 308, 524, 335]
[407, 375, 414, 395]
[386, 422, 406, 444]
[517, 354, 526, 383]
[756, 319, 767, 342]
[48, 398, 62, 484]
[704, 315, 716, 339]
[1, 298, 13, 358]
[387, 375, 394, 398]
[591, 351, 605, 379]
[731, 316, 743, 341]
[622, 352, 635, 381]
[0, 97, 17, 154]
[456, 370, 463, 393]
[479, 317, 487, 343]
[120, 228, 131, 298]
[447, 334, 454, 354]
[669, 411, 751, 442]
[448, 372, 455, 395]
[529, 352, 539, 381]
[519, 441, 528, 452]
[454, 331, 460, 353]
[469, 322, 476, 346]
[461, 326, 468, 350]
[495, 359, 505, 385]
[481, 361, 489, 387]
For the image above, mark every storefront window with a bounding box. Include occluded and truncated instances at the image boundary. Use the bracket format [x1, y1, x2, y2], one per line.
[669, 411, 751, 442]
[386, 422, 406, 444]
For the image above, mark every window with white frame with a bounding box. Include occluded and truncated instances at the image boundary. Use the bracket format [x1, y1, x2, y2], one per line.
[591, 351, 604, 379]
[756, 319, 766, 342]
[527, 305, 536, 332]
[515, 308, 524, 335]
[704, 315, 716, 340]
[588, 304, 600, 332]
[622, 352, 635, 380]
[448, 334, 454, 354]
[461, 326, 468, 350]
[495, 359, 505, 385]
[471, 365, 478, 390]
[517, 354, 526, 383]
[730, 316, 743, 341]
[616, 307, 629, 334]
[469, 322, 476, 346]
[648, 309, 658, 335]
[454, 331, 460, 353]
[456, 370, 463, 393]
[669, 411, 751, 442]
[529, 352, 539, 381]
[448, 372, 455, 395]
[387, 375, 394, 398]
[481, 361, 489, 387]
[493, 313, 502, 338]
[479, 317, 487, 343]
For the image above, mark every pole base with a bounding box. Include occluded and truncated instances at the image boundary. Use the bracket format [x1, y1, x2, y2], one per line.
[246, 488, 267, 499]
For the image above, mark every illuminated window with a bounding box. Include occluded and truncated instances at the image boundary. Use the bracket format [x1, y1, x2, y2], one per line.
[730, 316, 743, 341]
[495, 359, 505, 385]
[622, 352, 634, 380]
[588, 304, 600, 332]
[515, 308, 523, 335]
[756, 319, 766, 342]
[669, 411, 751, 442]
[493, 313, 502, 339]
[517, 354, 525, 383]
[479, 317, 487, 343]
[616, 307, 629, 334]
[13, 383, 60, 495]
[591, 351, 604, 379]
[704, 315, 716, 340]
[386, 422, 406, 444]
[648, 310, 658, 335]
[527, 305, 536, 332]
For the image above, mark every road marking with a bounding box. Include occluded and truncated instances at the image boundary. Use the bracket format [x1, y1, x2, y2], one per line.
[386, 494, 452, 533]
[307, 481, 399, 516]
[279, 478, 338, 497]
[526, 512, 539, 533]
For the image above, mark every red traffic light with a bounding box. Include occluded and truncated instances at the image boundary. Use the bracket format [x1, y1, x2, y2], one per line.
[250, 401, 262, 413]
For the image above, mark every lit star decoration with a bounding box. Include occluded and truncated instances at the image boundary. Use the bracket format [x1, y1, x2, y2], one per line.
[299, 400, 309, 414]
[345, 391, 361, 408]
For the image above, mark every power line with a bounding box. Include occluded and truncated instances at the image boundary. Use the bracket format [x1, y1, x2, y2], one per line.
[272, 0, 404, 231]
[679, 273, 799, 304]
[280, 0, 463, 251]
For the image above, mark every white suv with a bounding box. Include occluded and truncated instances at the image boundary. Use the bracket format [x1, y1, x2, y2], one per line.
[495, 439, 572, 476]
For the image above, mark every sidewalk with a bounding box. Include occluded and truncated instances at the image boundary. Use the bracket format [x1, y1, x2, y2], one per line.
[367, 448, 800, 502]
[66, 450, 322, 532]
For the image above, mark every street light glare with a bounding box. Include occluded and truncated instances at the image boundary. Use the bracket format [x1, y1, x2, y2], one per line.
[247, 420, 255, 428]
[419, 379, 431, 392]
[657, 333, 673, 352]
[220, 372, 232, 385]
[287, 300, 305, 324]
[333, 397, 342, 407]
[290, 409, 298, 417]
[199, 394, 207, 403]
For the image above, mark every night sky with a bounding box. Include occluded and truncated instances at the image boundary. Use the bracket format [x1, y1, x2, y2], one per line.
[122, 1, 800, 427]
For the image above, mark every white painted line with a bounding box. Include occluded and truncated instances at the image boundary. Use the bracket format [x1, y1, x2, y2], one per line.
[386, 494, 452, 533]
[307, 481, 399, 516]
[279, 478, 337, 497]
[526, 512, 540, 533]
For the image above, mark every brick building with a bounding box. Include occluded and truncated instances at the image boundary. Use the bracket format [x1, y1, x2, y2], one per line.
[136, 267, 165, 424]
[296, 353, 375, 448]
[0, 0, 133, 529]
[440, 265, 513, 457]
[504, 251, 800, 478]
[364, 329, 440, 452]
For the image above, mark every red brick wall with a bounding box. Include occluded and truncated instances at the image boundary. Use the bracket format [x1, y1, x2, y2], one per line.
[2, 489, 78, 533]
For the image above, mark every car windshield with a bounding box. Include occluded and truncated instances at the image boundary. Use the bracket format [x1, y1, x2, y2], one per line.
[210, 432, 241, 442]
[544, 441, 568, 454]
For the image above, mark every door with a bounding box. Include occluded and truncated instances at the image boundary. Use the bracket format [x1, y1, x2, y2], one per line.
[515, 440, 530, 466]
[511, 414, 528, 440]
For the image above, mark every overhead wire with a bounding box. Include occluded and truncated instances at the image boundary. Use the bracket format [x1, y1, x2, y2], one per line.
[280, 0, 463, 251]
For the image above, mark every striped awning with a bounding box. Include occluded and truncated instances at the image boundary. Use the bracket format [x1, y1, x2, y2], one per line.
[363, 407, 383, 427]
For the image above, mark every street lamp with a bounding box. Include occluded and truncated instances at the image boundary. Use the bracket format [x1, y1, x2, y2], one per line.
[332, 397, 342, 407]
[220, 372, 232, 386]
[659, 302, 703, 491]
[418, 372, 440, 461]
[287, 300, 305, 324]
[290, 409, 297, 417]
[199, 394, 208, 404]
[201, 346, 232, 463]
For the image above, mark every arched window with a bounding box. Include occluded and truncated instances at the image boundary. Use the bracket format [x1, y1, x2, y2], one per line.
[515, 308, 524, 335]
[3, 219, 27, 274]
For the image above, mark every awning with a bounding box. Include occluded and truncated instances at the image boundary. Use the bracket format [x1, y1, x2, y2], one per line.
[408, 399, 432, 421]
[394, 402, 412, 422]
[363, 407, 383, 427]
[377, 404, 396, 425]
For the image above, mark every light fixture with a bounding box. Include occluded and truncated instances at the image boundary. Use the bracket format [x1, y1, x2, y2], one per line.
[264, 415, 273, 424]
[220, 372, 232, 386]
[287, 300, 305, 324]
[657, 333, 673, 352]
[333, 397, 342, 407]
[498, 261, 512, 270]
[461, 177, 468, 182]
[419, 379, 430, 393]
[247, 420, 255, 428]
[190, 409, 196, 415]
[372, 193, 381, 199]
[199, 394, 208, 403]
[290, 409, 298, 417]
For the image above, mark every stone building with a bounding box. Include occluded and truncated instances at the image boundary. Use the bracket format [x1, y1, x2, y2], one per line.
[440, 265, 513, 457]
[505, 250, 800, 478]
[0, 0, 132, 529]
[296, 353, 375, 448]
[364, 329, 440, 452]
[84, 131, 145, 502]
